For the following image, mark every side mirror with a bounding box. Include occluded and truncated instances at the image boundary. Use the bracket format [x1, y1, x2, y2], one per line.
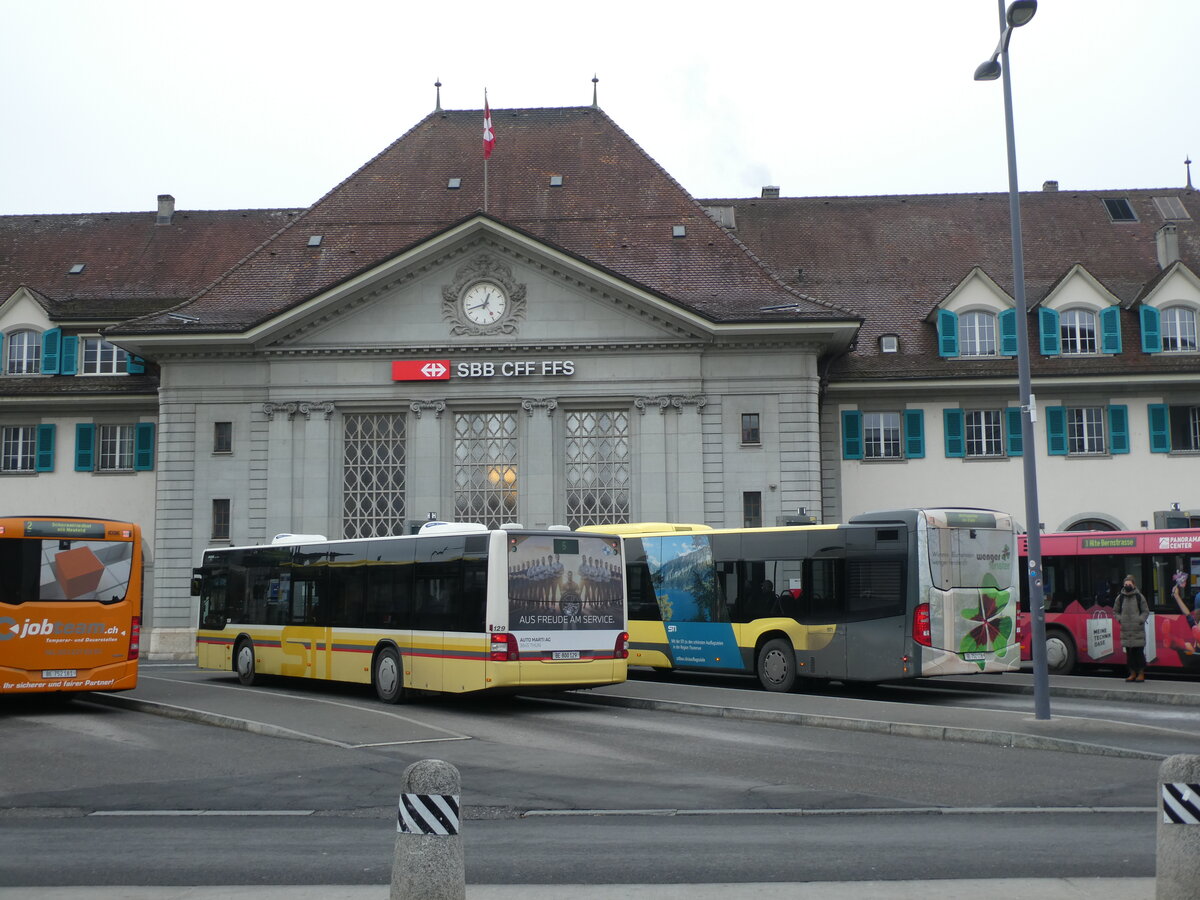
[190, 568, 203, 597]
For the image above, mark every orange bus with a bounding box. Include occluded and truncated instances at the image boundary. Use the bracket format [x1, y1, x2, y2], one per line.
[0, 516, 143, 696]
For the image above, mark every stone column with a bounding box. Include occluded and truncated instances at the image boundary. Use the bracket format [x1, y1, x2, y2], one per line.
[522, 398, 557, 527]
[408, 401, 447, 524]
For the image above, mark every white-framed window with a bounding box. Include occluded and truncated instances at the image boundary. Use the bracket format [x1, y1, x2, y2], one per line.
[863, 412, 902, 460]
[964, 410, 1004, 457]
[5, 330, 41, 375]
[1162, 306, 1199, 352]
[1067, 407, 1106, 455]
[959, 311, 997, 357]
[1, 426, 36, 472]
[81, 337, 128, 375]
[1060, 309, 1098, 355]
[97, 424, 136, 471]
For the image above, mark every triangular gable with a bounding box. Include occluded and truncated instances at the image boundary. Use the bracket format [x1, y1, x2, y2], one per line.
[928, 267, 1013, 319]
[1137, 261, 1200, 308]
[1039, 264, 1122, 311]
[0, 286, 54, 328]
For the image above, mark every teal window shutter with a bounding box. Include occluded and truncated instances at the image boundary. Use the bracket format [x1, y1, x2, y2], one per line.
[1108, 405, 1129, 454]
[998, 308, 1018, 356]
[134, 423, 156, 471]
[1100, 306, 1122, 354]
[0, 330, 5, 370]
[903, 409, 925, 459]
[74, 423, 96, 471]
[35, 424, 56, 471]
[126, 355, 146, 375]
[1140, 305, 1162, 353]
[42, 328, 62, 374]
[943, 409, 965, 458]
[60, 335, 78, 375]
[937, 310, 959, 357]
[1045, 406, 1068, 455]
[841, 410, 863, 460]
[1148, 404, 1170, 453]
[1005, 407, 1023, 456]
[1038, 308, 1061, 355]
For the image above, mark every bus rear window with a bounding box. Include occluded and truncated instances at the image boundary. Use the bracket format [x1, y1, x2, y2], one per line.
[0, 538, 134, 604]
[927, 526, 1014, 591]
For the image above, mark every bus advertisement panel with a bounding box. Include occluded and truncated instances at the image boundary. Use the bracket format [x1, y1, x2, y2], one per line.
[1018, 529, 1200, 675]
[0, 516, 143, 696]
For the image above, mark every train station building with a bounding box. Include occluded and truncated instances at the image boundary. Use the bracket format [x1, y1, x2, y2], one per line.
[2, 101, 1198, 657]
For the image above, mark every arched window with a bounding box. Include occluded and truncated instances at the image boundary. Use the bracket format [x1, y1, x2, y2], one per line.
[5, 330, 41, 375]
[1060, 308, 1097, 354]
[1162, 306, 1199, 352]
[959, 311, 997, 356]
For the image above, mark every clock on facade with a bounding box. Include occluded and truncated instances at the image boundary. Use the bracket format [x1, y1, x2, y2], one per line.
[461, 281, 508, 326]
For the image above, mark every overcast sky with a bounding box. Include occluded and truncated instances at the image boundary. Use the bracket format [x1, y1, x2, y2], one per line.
[3, 1, 1196, 215]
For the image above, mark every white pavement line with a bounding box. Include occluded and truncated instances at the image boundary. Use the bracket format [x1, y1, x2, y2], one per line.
[522, 805, 1158, 818]
[89, 810, 315, 817]
[141, 673, 474, 742]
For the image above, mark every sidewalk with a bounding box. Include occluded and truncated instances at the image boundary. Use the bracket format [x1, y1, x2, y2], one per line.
[0, 878, 1161, 899]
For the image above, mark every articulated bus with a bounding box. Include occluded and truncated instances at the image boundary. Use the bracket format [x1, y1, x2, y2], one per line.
[1019, 528, 1200, 675]
[0, 516, 143, 697]
[193, 523, 629, 702]
[580, 507, 1019, 690]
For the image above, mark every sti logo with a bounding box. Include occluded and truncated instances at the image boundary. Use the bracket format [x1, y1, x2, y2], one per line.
[392, 360, 451, 382]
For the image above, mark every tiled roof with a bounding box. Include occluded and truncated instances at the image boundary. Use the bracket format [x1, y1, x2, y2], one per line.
[113, 107, 852, 335]
[703, 188, 1200, 378]
[0, 207, 302, 322]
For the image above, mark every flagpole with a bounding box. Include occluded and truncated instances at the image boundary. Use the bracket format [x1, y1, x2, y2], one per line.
[482, 89, 494, 213]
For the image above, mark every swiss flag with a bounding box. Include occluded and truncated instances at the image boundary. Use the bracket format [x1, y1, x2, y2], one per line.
[483, 94, 495, 160]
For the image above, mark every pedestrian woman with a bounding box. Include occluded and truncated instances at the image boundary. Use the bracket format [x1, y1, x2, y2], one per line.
[1113, 574, 1150, 682]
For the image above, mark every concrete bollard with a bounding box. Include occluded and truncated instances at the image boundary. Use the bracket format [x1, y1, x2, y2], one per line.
[391, 759, 465, 900]
[1157, 753, 1200, 899]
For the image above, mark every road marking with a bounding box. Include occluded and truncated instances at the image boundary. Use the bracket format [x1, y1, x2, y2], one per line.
[90, 810, 315, 817]
[523, 806, 1157, 818]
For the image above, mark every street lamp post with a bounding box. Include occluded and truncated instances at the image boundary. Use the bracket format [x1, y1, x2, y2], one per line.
[974, 0, 1051, 720]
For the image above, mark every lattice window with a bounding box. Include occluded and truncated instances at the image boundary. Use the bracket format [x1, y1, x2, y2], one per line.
[343, 414, 406, 539]
[454, 412, 518, 528]
[565, 410, 630, 529]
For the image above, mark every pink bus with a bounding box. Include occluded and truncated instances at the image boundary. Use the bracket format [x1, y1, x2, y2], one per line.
[1018, 529, 1200, 675]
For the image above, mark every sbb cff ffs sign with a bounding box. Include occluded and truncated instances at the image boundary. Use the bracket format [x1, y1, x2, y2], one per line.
[392, 359, 576, 381]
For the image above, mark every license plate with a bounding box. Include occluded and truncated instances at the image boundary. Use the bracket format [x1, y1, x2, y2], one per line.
[551, 651, 580, 660]
[962, 652, 986, 661]
[42, 670, 77, 679]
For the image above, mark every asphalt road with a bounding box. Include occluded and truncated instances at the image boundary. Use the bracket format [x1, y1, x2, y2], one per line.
[0, 666, 1167, 886]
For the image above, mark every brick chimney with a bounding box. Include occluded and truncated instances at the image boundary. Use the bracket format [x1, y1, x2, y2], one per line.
[156, 194, 175, 225]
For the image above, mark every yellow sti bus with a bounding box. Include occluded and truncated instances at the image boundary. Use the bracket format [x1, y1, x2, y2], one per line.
[193, 523, 629, 702]
[0, 516, 143, 697]
[581, 507, 1019, 690]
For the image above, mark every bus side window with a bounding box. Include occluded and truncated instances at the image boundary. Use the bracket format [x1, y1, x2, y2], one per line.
[801, 557, 844, 623]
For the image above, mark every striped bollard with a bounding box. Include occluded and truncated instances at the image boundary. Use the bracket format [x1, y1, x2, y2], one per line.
[391, 759, 464, 900]
[1158, 754, 1200, 899]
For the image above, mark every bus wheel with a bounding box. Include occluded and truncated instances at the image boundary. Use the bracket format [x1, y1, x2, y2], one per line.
[373, 648, 406, 704]
[756, 638, 797, 692]
[1045, 630, 1076, 676]
[235, 639, 258, 686]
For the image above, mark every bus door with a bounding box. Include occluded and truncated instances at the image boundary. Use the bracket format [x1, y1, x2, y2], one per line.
[836, 526, 910, 682]
[801, 549, 848, 680]
[408, 536, 469, 692]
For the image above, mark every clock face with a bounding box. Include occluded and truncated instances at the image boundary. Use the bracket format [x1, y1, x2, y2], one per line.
[462, 281, 508, 326]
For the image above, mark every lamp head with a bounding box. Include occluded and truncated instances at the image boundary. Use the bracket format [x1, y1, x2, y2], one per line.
[974, 59, 1002, 81]
[1007, 0, 1037, 27]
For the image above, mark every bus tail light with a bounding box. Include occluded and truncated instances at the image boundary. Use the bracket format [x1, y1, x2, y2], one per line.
[912, 604, 932, 647]
[614, 631, 629, 659]
[128, 616, 141, 660]
[490, 633, 519, 662]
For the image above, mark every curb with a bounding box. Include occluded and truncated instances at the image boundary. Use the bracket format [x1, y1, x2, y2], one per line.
[566, 692, 1166, 760]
